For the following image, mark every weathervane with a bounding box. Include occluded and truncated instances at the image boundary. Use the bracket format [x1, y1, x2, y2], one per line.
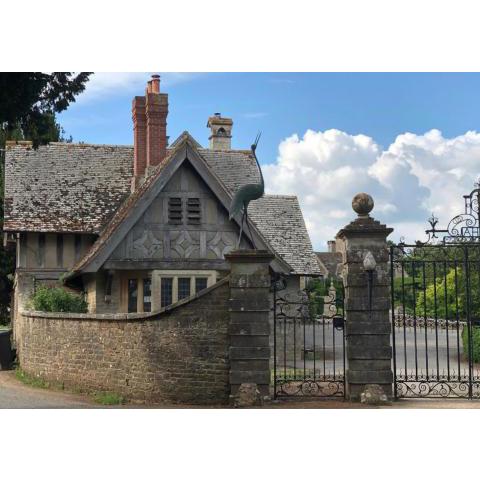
[423, 179, 480, 244]
[229, 132, 264, 249]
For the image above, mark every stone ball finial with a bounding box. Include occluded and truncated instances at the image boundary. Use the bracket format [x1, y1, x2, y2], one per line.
[352, 193, 374, 217]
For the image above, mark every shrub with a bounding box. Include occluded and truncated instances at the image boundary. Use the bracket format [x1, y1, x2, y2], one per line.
[462, 326, 480, 364]
[30, 286, 87, 313]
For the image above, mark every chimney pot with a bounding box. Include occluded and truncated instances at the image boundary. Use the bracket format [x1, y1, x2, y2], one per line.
[151, 74, 160, 93]
[327, 240, 336, 253]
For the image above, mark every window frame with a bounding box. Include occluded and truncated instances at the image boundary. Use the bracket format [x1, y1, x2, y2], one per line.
[122, 271, 216, 312]
[121, 272, 153, 313]
[156, 271, 216, 308]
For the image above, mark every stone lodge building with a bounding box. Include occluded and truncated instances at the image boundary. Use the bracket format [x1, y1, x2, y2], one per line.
[4, 75, 320, 324]
[315, 240, 343, 280]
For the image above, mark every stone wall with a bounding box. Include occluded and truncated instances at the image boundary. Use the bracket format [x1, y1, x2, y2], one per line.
[16, 278, 230, 405]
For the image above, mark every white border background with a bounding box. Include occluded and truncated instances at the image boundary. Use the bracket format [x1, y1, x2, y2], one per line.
[2, 1, 480, 478]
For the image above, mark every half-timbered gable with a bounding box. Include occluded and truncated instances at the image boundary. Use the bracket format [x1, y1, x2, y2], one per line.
[109, 160, 246, 267]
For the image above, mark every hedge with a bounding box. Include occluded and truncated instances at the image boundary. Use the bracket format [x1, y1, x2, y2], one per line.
[30, 286, 88, 313]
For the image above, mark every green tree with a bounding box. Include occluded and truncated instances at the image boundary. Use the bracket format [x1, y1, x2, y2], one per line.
[0, 72, 91, 324]
[392, 276, 418, 315]
[0, 73, 91, 147]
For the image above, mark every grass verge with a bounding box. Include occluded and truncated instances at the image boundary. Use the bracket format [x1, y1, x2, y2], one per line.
[92, 392, 125, 405]
[15, 368, 126, 405]
[15, 368, 62, 390]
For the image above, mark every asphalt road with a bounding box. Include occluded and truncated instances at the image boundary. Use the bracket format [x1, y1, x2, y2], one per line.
[0, 370, 98, 408]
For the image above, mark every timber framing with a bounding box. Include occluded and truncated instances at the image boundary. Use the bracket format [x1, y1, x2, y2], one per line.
[65, 135, 291, 279]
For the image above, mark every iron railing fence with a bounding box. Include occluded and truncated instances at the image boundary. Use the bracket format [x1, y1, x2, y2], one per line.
[391, 242, 480, 398]
[273, 277, 346, 398]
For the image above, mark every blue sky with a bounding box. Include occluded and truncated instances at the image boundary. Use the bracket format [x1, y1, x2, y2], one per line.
[58, 73, 480, 249]
[59, 73, 480, 163]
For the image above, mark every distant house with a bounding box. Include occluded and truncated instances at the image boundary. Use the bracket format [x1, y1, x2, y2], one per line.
[315, 240, 343, 280]
[4, 75, 321, 319]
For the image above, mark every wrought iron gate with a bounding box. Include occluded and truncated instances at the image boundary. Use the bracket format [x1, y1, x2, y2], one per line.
[273, 276, 345, 398]
[391, 182, 480, 399]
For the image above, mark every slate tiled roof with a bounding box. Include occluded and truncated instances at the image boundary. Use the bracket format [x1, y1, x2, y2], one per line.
[3, 142, 133, 233]
[249, 195, 322, 275]
[71, 140, 185, 273]
[198, 148, 259, 194]
[4, 135, 321, 275]
[315, 252, 343, 278]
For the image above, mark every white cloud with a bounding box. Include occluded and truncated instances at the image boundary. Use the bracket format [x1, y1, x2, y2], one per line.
[264, 128, 480, 250]
[76, 72, 203, 104]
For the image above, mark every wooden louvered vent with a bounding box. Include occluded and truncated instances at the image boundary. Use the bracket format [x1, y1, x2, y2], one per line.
[187, 198, 201, 224]
[168, 197, 183, 224]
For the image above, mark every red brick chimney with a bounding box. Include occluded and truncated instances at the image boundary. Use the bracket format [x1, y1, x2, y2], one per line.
[132, 95, 146, 181]
[132, 74, 168, 188]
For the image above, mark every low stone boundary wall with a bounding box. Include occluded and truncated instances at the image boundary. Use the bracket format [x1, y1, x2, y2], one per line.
[17, 278, 230, 405]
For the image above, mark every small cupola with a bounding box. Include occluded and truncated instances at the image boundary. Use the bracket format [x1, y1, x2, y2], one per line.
[207, 113, 233, 150]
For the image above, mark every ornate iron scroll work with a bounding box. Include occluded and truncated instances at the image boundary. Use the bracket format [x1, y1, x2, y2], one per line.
[272, 274, 346, 398]
[423, 181, 480, 244]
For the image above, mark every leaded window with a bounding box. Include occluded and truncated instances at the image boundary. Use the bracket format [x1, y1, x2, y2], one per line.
[195, 277, 208, 294]
[161, 277, 173, 308]
[178, 277, 191, 300]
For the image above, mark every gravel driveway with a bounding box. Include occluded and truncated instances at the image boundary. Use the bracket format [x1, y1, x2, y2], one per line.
[0, 370, 98, 408]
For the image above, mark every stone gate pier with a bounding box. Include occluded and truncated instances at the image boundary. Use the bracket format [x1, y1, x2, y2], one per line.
[336, 193, 394, 401]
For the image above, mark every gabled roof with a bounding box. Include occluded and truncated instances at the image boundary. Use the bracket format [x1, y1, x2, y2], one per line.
[68, 133, 289, 277]
[3, 142, 132, 233]
[315, 252, 343, 278]
[249, 196, 322, 275]
[197, 148, 258, 194]
[3, 139, 256, 233]
[4, 132, 321, 275]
